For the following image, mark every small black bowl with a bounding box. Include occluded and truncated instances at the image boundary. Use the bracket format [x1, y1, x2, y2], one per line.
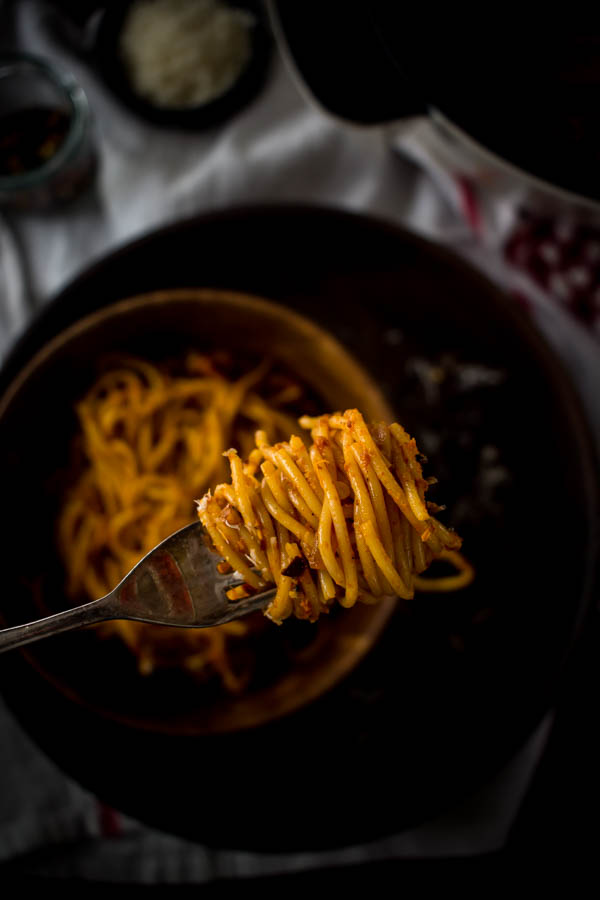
[52, 0, 273, 129]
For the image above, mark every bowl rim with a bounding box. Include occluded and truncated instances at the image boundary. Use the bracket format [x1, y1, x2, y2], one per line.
[0, 285, 392, 423]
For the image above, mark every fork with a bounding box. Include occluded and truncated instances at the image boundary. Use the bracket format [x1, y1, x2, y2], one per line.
[0, 522, 276, 654]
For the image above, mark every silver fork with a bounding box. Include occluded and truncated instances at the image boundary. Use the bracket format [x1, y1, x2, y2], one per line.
[0, 522, 275, 654]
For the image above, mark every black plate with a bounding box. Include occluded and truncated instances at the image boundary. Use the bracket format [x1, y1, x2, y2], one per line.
[0, 204, 597, 851]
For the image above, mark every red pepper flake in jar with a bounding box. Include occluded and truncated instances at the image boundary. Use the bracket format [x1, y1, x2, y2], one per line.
[0, 107, 71, 177]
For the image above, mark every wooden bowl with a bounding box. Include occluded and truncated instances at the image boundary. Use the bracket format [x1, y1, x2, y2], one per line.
[0, 287, 395, 735]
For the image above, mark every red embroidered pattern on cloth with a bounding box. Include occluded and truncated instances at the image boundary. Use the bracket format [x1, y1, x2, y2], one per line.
[504, 212, 600, 335]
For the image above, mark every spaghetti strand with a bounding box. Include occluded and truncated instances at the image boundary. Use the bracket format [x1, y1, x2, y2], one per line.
[198, 410, 473, 623]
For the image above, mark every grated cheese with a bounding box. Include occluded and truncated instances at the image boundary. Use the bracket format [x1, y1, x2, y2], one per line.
[119, 0, 254, 109]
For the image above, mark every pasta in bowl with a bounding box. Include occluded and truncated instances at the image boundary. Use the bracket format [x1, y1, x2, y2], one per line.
[57, 349, 321, 690]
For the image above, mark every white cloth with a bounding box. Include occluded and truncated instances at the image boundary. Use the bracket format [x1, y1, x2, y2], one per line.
[1, 0, 598, 881]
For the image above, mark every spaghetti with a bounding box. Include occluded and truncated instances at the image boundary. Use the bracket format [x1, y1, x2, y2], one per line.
[57, 352, 308, 689]
[197, 410, 474, 625]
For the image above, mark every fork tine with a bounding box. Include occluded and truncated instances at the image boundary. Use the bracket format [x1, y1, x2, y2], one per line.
[0, 521, 278, 654]
[110, 521, 276, 627]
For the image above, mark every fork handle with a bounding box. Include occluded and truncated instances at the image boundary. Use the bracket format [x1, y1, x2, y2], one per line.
[0, 596, 115, 654]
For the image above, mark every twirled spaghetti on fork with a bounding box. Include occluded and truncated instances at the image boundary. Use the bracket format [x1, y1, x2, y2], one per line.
[197, 409, 473, 624]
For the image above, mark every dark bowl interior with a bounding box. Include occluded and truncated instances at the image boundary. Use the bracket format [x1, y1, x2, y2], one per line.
[0, 205, 597, 852]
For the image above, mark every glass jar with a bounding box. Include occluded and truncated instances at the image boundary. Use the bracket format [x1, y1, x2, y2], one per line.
[0, 53, 96, 211]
